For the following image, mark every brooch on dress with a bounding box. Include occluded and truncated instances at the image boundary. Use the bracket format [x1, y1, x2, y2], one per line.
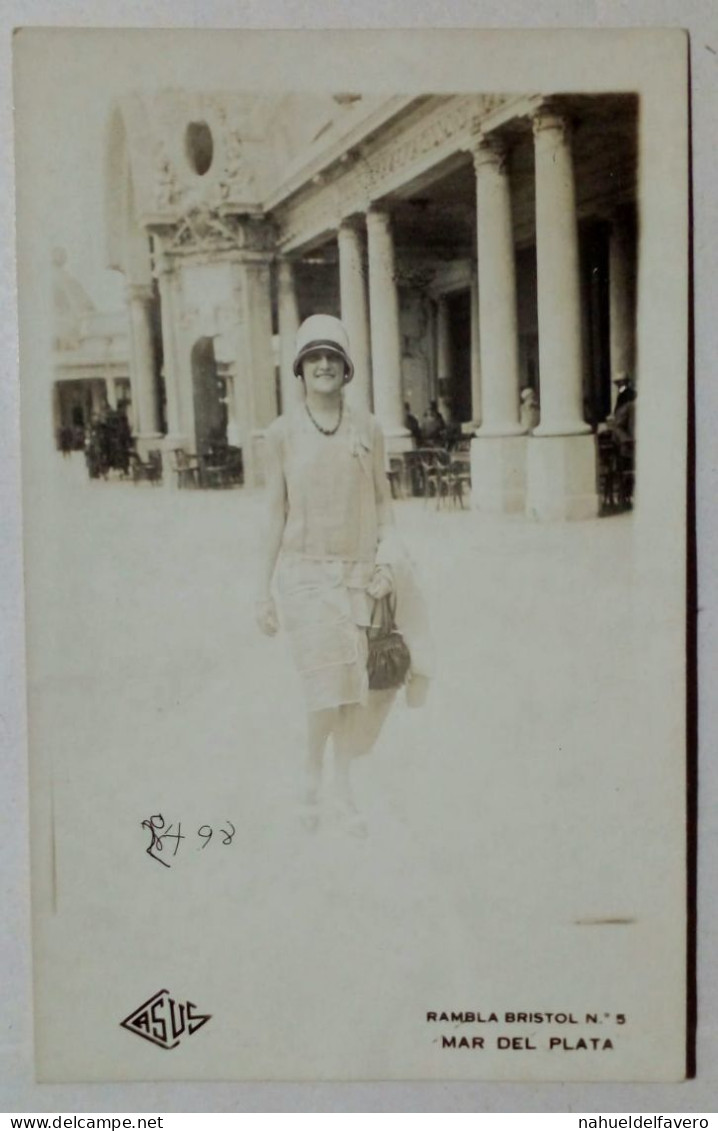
[348, 420, 372, 459]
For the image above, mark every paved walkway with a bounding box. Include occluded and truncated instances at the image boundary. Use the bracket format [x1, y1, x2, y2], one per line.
[30, 464, 664, 1082]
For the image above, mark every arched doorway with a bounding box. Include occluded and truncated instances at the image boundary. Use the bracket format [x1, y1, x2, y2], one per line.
[191, 337, 228, 454]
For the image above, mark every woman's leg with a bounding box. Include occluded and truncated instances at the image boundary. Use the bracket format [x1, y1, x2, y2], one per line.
[332, 690, 397, 816]
[305, 708, 335, 803]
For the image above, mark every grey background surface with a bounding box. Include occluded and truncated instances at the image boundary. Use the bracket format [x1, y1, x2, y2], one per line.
[1, 0, 715, 1115]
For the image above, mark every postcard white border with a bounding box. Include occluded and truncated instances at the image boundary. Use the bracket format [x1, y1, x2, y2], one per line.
[2, 0, 716, 1114]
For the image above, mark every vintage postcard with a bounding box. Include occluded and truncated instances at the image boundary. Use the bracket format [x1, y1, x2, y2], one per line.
[14, 27, 688, 1082]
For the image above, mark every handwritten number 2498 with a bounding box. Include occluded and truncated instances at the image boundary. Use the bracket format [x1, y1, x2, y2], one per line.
[141, 814, 236, 868]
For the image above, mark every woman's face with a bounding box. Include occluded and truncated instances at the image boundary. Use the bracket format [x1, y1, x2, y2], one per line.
[301, 349, 346, 396]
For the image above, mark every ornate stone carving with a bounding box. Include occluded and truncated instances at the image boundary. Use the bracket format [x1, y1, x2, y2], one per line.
[168, 206, 276, 254]
[277, 94, 509, 250]
[218, 128, 258, 202]
[372, 96, 504, 185]
[393, 262, 437, 290]
[153, 138, 181, 211]
[170, 207, 239, 251]
[196, 97, 259, 203]
[368, 98, 471, 186]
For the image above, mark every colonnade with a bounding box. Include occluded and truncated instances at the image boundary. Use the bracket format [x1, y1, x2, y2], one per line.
[275, 99, 635, 519]
[121, 97, 635, 516]
[126, 282, 162, 444]
[125, 261, 193, 465]
[278, 209, 413, 449]
[469, 104, 602, 517]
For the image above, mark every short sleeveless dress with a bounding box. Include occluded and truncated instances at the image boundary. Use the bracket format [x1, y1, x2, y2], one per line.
[264, 404, 385, 713]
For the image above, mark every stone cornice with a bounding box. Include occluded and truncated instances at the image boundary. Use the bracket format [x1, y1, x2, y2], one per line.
[274, 94, 507, 253]
[54, 357, 129, 373]
[263, 95, 424, 211]
[137, 92, 566, 258]
[357, 95, 488, 199]
[477, 92, 544, 135]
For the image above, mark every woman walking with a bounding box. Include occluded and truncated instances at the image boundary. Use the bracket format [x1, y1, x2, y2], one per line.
[256, 314, 430, 835]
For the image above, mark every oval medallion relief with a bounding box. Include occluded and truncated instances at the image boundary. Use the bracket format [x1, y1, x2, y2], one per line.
[185, 121, 214, 176]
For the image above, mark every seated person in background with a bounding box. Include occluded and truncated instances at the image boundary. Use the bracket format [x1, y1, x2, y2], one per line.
[421, 400, 446, 446]
[520, 387, 540, 432]
[444, 420, 464, 451]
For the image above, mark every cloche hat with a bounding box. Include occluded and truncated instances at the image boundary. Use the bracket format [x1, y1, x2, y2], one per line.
[293, 314, 354, 382]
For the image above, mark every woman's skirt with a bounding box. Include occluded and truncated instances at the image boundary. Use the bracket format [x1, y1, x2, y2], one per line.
[275, 555, 374, 713]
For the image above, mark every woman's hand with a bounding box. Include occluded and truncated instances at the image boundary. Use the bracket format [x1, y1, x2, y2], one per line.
[255, 596, 279, 636]
[366, 565, 393, 601]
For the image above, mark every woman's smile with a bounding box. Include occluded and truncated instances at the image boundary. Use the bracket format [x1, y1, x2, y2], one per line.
[302, 351, 345, 394]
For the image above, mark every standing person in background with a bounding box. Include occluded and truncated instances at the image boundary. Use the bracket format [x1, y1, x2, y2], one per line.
[404, 401, 422, 448]
[613, 372, 636, 414]
[256, 315, 431, 837]
[610, 374, 637, 460]
[606, 373, 637, 450]
[520, 387, 540, 432]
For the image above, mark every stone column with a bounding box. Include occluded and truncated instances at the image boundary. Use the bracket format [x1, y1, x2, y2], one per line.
[277, 258, 301, 416]
[474, 136, 523, 439]
[532, 108, 590, 438]
[126, 282, 161, 448]
[155, 255, 190, 488]
[156, 256, 185, 442]
[470, 268, 482, 427]
[470, 134, 526, 513]
[90, 380, 105, 417]
[366, 208, 410, 451]
[436, 296, 452, 421]
[105, 375, 117, 410]
[242, 260, 277, 487]
[609, 211, 637, 403]
[527, 104, 597, 520]
[338, 220, 372, 412]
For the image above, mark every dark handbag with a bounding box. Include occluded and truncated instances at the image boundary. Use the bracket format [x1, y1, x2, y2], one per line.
[366, 595, 411, 690]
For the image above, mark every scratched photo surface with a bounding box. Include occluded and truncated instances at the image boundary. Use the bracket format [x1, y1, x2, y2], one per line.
[16, 28, 688, 1082]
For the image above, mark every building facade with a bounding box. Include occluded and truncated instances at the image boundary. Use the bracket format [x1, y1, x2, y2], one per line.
[103, 90, 638, 518]
[52, 247, 132, 448]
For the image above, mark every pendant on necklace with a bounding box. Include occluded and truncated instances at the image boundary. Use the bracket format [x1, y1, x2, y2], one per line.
[305, 399, 343, 436]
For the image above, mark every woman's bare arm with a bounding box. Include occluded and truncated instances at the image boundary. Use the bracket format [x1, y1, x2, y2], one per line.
[372, 418, 395, 541]
[256, 426, 287, 632]
[257, 498, 286, 599]
[368, 419, 396, 598]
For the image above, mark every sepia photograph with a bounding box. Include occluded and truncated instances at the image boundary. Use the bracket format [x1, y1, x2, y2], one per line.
[13, 26, 688, 1085]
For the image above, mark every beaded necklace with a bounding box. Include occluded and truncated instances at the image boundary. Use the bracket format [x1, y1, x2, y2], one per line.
[304, 396, 344, 436]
